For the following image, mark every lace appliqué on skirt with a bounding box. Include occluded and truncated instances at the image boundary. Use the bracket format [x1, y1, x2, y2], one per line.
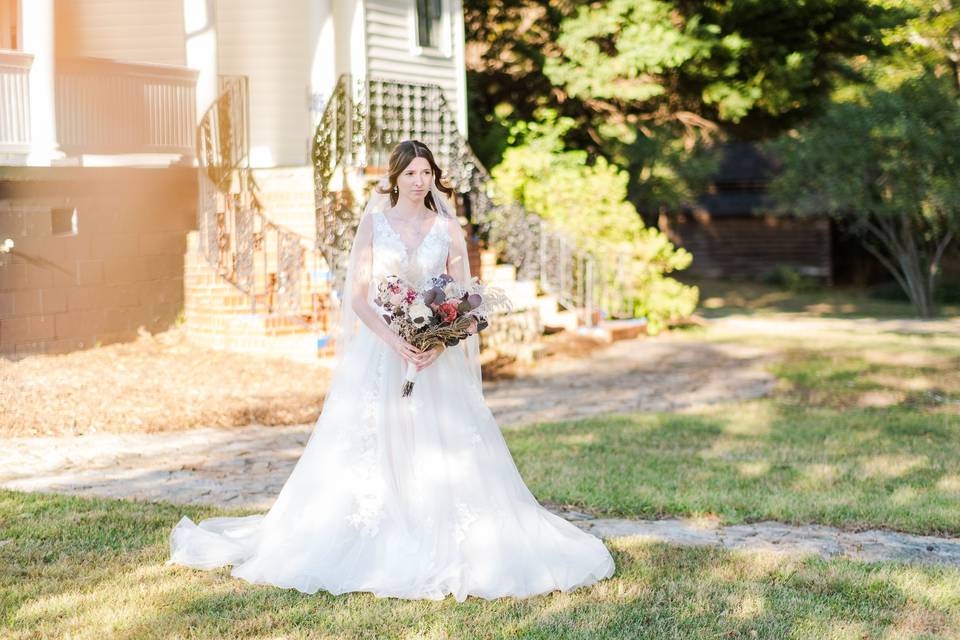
[454, 501, 479, 543]
[345, 350, 387, 537]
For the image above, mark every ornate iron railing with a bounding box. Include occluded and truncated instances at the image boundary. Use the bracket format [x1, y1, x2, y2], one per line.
[312, 75, 365, 298]
[196, 75, 321, 317]
[312, 74, 641, 326]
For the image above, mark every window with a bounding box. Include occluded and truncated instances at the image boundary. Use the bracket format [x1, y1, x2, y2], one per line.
[0, 0, 16, 50]
[51, 208, 78, 236]
[415, 0, 442, 49]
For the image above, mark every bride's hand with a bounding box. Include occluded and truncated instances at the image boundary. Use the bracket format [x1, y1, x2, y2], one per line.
[416, 345, 444, 372]
[389, 334, 425, 367]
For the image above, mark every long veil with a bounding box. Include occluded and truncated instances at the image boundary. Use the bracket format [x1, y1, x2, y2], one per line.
[330, 175, 484, 394]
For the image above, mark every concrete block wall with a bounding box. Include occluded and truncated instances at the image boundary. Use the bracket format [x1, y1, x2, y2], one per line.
[0, 167, 196, 359]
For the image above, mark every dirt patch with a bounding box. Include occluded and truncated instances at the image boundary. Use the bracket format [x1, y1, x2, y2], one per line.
[0, 326, 615, 437]
[1, 320, 767, 437]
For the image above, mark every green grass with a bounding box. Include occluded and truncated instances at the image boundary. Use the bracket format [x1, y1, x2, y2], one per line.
[681, 276, 960, 319]
[508, 403, 959, 535]
[2, 490, 958, 639]
[506, 308, 960, 536]
[5, 282, 960, 636]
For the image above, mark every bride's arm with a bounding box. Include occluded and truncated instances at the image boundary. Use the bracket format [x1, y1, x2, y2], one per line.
[350, 215, 422, 360]
[445, 216, 478, 335]
[442, 214, 484, 391]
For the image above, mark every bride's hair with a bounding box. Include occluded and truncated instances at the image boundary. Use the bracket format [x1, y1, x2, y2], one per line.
[376, 140, 455, 212]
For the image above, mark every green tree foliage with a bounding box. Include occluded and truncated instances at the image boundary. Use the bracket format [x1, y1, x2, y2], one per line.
[464, 0, 905, 181]
[882, 0, 960, 92]
[490, 111, 699, 333]
[765, 77, 960, 318]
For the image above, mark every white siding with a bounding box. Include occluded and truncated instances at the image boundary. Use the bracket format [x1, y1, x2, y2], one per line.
[215, 0, 314, 166]
[55, 0, 186, 66]
[364, 0, 464, 130]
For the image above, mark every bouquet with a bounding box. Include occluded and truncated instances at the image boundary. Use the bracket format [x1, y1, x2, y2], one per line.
[374, 273, 512, 396]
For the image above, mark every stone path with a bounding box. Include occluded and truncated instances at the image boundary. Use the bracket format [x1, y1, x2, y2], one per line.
[0, 330, 778, 510]
[557, 508, 960, 566]
[3, 316, 959, 566]
[482, 332, 776, 426]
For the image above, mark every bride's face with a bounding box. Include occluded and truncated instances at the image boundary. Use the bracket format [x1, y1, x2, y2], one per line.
[396, 157, 433, 204]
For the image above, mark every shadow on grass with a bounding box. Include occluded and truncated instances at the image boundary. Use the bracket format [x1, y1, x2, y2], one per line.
[681, 276, 960, 321]
[3, 490, 957, 639]
[507, 401, 960, 536]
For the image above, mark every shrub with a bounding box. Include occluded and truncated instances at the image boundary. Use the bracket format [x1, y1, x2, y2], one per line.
[490, 110, 699, 333]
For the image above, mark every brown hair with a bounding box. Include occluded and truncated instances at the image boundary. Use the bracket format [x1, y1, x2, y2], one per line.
[375, 139, 455, 212]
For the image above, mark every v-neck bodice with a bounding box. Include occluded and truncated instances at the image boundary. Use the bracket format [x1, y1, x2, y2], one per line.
[371, 210, 450, 289]
[380, 211, 442, 256]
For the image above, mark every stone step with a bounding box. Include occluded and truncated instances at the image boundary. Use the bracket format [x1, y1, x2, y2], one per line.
[248, 167, 318, 242]
[542, 308, 579, 332]
[185, 327, 335, 364]
[488, 341, 547, 364]
[481, 263, 517, 284]
[487, 279, 538, 310]
[577, 318, 649, 343]
[536, 294, 559, 319]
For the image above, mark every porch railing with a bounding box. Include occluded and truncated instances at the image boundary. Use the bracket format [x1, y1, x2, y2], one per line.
[312, 74, 641, 326]
[55, 57, 197, 157]
[0, 50, 32, 153]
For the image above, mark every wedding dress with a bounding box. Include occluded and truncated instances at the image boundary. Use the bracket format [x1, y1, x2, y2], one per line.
[167, 202, 616, 601]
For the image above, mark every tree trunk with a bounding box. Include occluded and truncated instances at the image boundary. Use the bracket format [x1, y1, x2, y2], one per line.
[859, 212, 939, 319]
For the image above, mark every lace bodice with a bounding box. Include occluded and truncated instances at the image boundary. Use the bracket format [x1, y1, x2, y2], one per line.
[371, 210, 450, 289]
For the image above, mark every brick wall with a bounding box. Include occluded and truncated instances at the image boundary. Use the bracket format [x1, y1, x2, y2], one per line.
[660, 212, 833, 282]
[0, 167, 196, 359]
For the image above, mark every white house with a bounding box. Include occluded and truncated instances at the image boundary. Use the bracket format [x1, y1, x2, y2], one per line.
[0, 0, 477, 360]
[0, 0, 469, 167]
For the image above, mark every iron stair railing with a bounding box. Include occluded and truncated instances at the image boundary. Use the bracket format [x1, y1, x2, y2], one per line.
[311, 74, 641, 327]
[197, 75, 324, 319]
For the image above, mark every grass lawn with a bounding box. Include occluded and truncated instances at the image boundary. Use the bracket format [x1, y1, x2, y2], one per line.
[4, 280, 960, 637]
[682, 276, 960, 319]
[509, 294, 960, 536]
[2, 490, 958, 639]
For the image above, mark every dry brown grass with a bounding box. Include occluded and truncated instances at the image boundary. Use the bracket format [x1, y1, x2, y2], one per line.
[0, 327, 332, 437]
[0, 326, 610, 438]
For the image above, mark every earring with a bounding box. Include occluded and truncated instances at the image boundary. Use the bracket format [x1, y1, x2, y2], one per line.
[393, 186, 398, 193]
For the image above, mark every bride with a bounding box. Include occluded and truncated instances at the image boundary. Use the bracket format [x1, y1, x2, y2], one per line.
[167, 139, 616, 601]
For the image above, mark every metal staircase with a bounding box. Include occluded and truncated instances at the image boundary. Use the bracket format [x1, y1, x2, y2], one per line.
[185, 76, 335, 358]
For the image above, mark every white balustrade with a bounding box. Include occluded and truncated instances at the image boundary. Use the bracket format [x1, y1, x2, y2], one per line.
[0, 51, 32, 152]
[55, 57, 198, 157]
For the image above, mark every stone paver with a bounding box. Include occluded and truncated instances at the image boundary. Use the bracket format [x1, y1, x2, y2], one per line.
[482, 332, 776, 426]
[0, 328, 778, 510]
[560, 512, 960, 566]
[3, 315, 959, 566]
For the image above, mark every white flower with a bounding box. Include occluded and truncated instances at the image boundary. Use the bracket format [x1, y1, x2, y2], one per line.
[443, 281, 462, 298]
[389, 292, 405, 306]
[409, 302, 433, 324]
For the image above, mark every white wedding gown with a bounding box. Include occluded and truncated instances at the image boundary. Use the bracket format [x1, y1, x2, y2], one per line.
[167, 210, 616, 601]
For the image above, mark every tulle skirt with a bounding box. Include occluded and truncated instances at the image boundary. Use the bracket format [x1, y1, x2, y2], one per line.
[166, 324, 616, 601]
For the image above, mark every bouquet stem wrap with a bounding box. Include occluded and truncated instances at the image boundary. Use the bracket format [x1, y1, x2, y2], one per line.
[402, 362, 418, 397]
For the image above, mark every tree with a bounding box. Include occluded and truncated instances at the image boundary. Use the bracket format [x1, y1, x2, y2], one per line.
[463, 0, 907, 216]
[886, 0, 960, 94]
[765, 77, 960, 317]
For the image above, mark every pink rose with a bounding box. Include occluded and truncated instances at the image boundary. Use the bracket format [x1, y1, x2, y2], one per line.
[438, 301, 459, 323]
